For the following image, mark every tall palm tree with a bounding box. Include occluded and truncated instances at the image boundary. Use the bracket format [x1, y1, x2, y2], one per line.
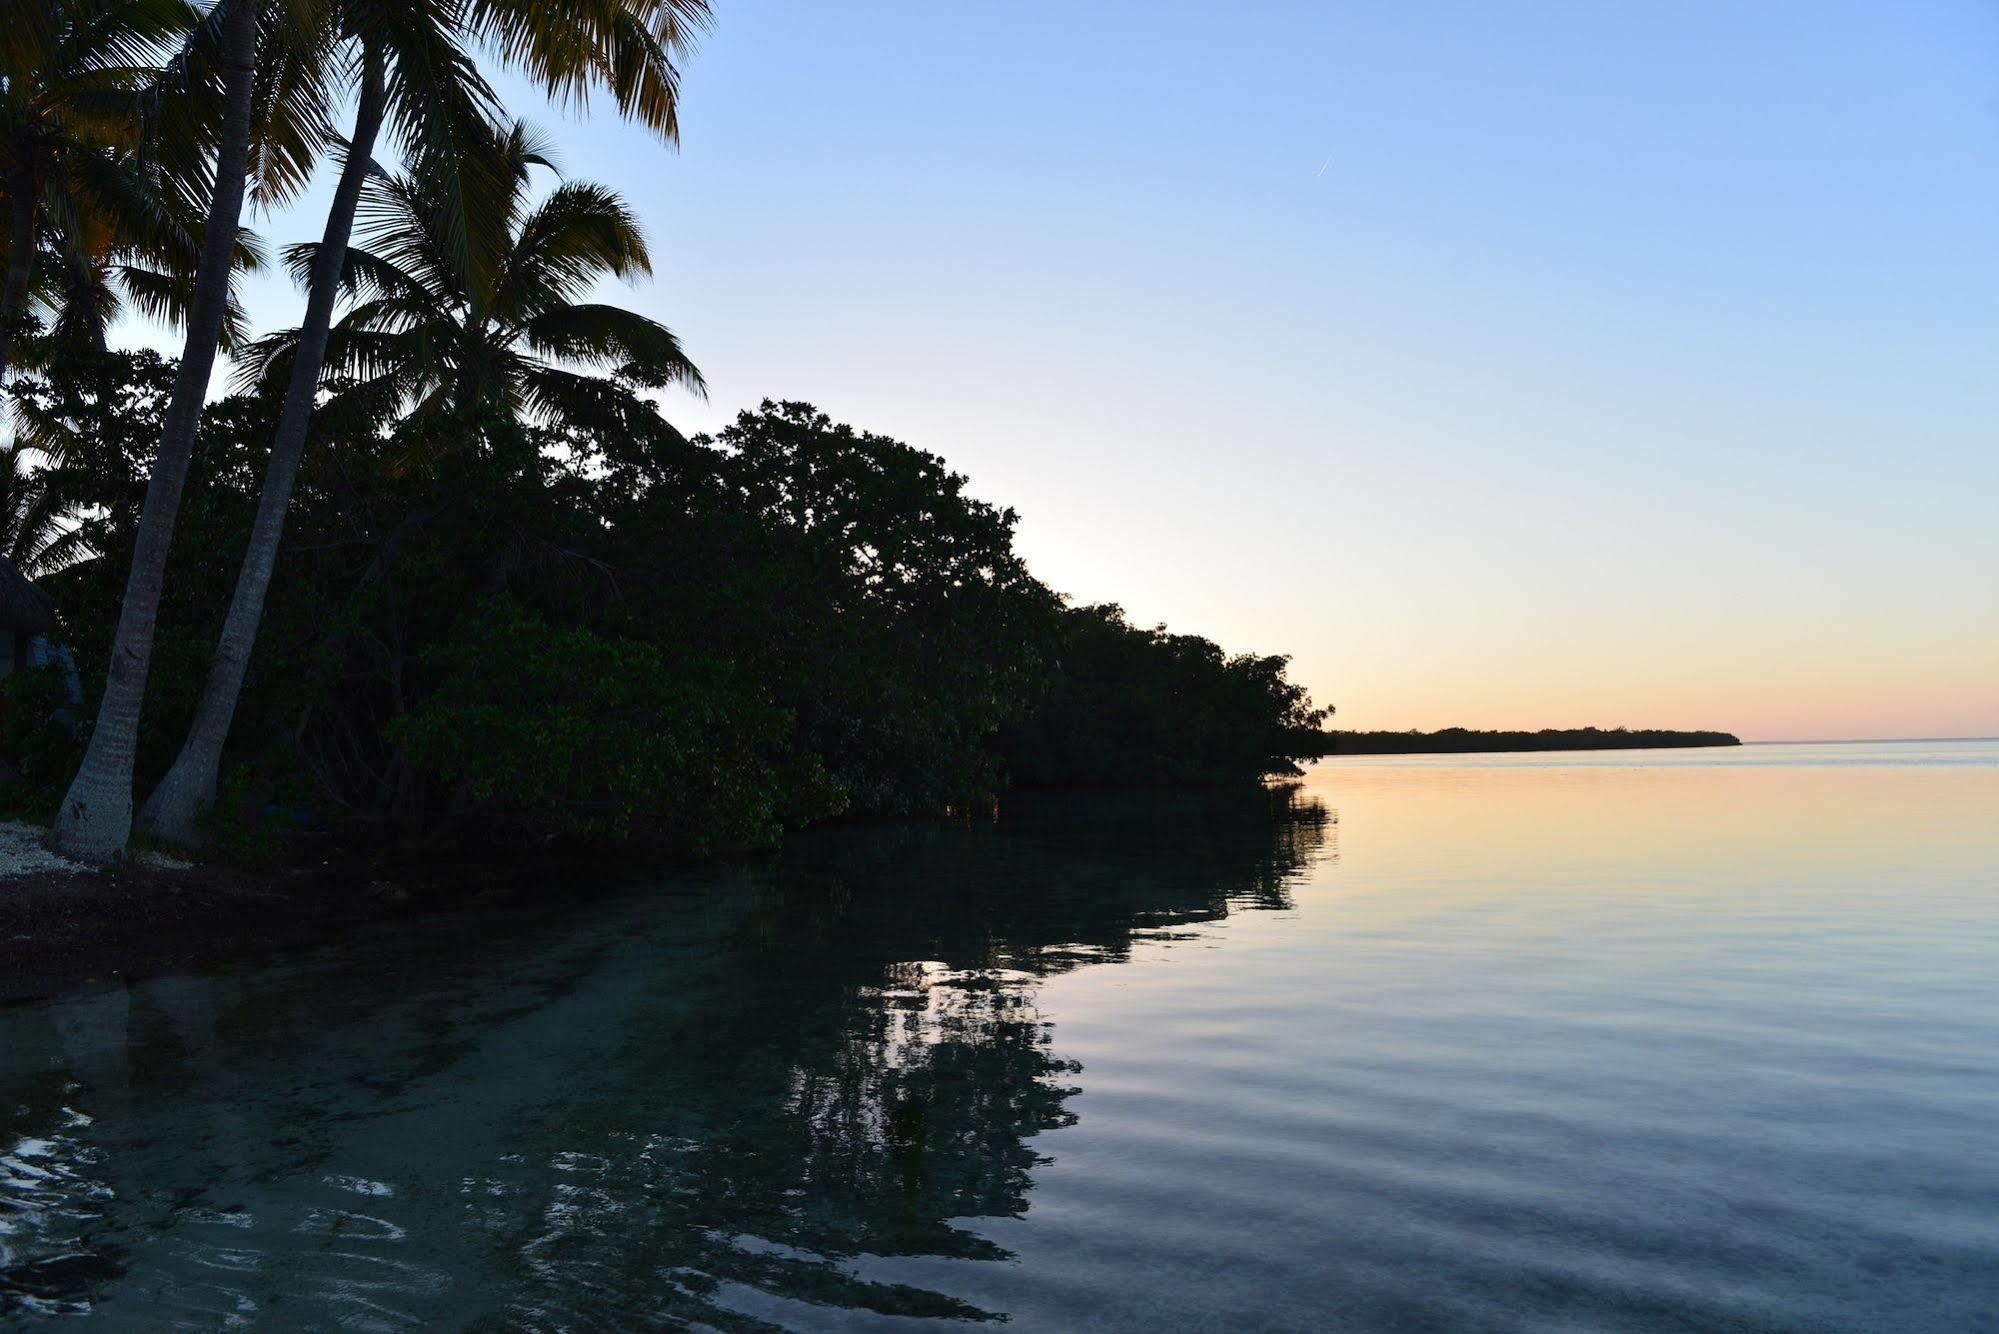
[48, 0, 275, 861]
[132, 0, 501, 845]
[0, 0, 201, 380]
[139, 0, 710, 845]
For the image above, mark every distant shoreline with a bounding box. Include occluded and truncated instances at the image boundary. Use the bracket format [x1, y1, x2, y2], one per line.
[1321, 728, 1740, 756]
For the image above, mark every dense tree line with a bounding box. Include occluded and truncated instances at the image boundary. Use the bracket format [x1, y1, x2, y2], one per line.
[1, 342, 1335, 856]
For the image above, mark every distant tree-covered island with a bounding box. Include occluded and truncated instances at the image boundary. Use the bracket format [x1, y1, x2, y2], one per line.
[1323, 728, 1742, 756]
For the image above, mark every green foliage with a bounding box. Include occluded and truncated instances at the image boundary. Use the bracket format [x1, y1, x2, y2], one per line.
[196, 760, 303, 866]
[0, 662, 84, 817]
[390, 601, 840, 851]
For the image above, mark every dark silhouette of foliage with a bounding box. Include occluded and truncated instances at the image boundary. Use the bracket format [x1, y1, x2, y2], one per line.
[1327, 727, 1740, 755]
[1001, 602, 1335, 789]
[683, 401, 1061, 816]
[9, 345, 1335, 852]
[388, 600, 838, 850]
[0, 663, 84, 812]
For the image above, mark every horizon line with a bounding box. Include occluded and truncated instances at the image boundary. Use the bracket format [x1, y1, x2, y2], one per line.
[1746, 736, 1999, 746]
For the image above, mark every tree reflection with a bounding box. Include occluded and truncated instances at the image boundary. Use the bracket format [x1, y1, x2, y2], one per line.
[0, 787, 1331, 1328]
[496, 784, 1332, 1327]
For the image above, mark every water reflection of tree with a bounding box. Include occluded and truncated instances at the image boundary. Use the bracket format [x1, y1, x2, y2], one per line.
[499, 784, 1332, 1328]
[0, 787, 1331, 1329]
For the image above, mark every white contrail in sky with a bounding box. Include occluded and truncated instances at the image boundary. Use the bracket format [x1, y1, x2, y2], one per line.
[1316, 155, 1331, 176]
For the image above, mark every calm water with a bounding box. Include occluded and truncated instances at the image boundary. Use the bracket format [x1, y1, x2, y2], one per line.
[3, 741, 1997, 1330]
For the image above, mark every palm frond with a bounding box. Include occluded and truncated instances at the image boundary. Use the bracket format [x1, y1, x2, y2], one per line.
[370, 4, 504, 283]
[520, 302, 703, 394]
[463, 0, 709, 143]
[244, 0, 340, 207]
[496, 179, 651, 320]
[8, 394, 81, 465]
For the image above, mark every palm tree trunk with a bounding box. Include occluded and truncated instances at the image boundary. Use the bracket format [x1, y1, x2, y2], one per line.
[139, 46, 389, 846]
[48, 0, 263, 862]
[0, 175, 40, 383]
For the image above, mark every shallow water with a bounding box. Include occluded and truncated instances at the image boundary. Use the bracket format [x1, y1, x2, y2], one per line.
[3, 740, 1996, 1330]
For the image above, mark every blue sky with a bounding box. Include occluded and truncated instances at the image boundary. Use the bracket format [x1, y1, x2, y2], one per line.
[169, 1, 1999, 739]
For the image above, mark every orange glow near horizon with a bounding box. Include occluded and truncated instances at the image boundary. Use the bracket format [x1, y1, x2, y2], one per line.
[1285, 641, 1999, 743]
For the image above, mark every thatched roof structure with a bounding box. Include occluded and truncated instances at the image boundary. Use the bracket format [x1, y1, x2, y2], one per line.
[0, 556, 58, 636]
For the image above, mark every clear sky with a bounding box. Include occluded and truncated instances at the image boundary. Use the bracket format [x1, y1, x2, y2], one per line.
[140, 1, 1999, 741]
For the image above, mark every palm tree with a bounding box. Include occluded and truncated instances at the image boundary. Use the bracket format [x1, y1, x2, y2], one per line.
[48, 0, 272, 861]
[139, 33, 705, 845]
[2, 108, 270, 366]
[57, 0, 711, 856]
[0, 0, 201, 380]
[285, 125, 704, 447]
[15, 209, 260, 356]
[130, 0, 500, 844]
